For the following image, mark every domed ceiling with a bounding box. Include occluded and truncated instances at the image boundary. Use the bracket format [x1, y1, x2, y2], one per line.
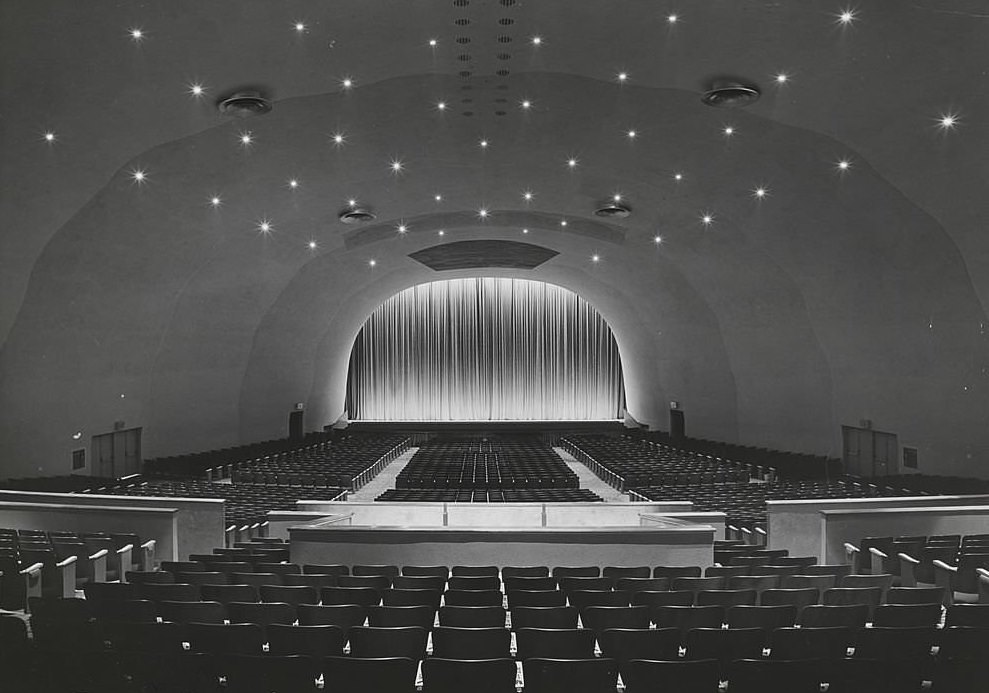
[0, 0, 986, 478]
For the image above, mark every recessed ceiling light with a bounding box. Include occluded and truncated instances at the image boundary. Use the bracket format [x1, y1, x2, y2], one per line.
[835, 158, 852, 172]
[479, 139, 489, 149]
[520, 99, 532, 110]
[294, 22, 306, 33]
[331, 132, 346, 146]
[341, 77, 354, 89]
[257, 218, 273, 234]
[434, 194, 443, 202]
[667, 14, 679, 24]
[129, 28, 144, 41]
[347, 198, 358, 208]
[478, 207, 489, 219]
[397, 222, 408, 234]
[522, 228, 529, 234]
[560, 219, 568, 227]
[437, 101, 447, 111]
[673, 172, 684, 181]
[567, 157, 578, 169]
[701, 213, 714, 226]
[612, 193, 623, 203]
[835, 8, 858, 25]
[390, 159, 405, 174]
[368, 259, 376, 267]
[42, 131, 57, 143]
[752, 186, 769, 199]
[429, 38, 438, 47]
[774, 73, 789, 85]
[522, 190, 534, 202]
[188, 83, 206, 97]
[308, 240, 317, 250]
[617, 72, 629, 83]
[130, 168, 147, 184]
[438, 230, 445, 236]
[72, 431, 82, 440]
[592, 254, 600, 262]
[627, 129, 637, 139]
[209, 195, 222, 207]
[935, 111, 960, 131]
[531, 35, 543, 46]
[723, 125, 735, 137]
[239, 131, 253, 146]
[654, 235, 663, 244]
[288, 179, 299, 189]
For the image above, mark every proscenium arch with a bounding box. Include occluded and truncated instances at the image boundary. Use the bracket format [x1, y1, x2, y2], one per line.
[343, 277, 627, 421]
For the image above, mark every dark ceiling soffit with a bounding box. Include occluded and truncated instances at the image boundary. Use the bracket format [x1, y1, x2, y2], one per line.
[342, 210, 626, 249]
[409, 240, 561, 271]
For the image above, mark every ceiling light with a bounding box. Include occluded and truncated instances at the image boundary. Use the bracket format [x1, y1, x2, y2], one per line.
[209, 195, 222, 207]
[339, 206, 376, 223]
[347, 198, 358, 208]
[595, 201, 631, 218]
[42, 131, 57, 143]
[752, 186, 769, 199]
[703, 82, 760, 108]
[613, 194, 623, 202]
[654, 235, 663, 244]
[522, 228, 529, 234]
[438, 230, 445, 236]
[667, 14, 679, 24]
[434, 194, 443, 202]
[429, 38, 438, 47]
[617, 72, 629, 83]
[72, 432, 82, 440]
[397, 223, 408, 234]
[129, 28, 144, 41]
[390, 159, 405, 174]
[531, 36, 542, 46]
[835, 158, 852, 172]
[592, 254, 600, 262]
[341, 77, 354, 89]
[331, 132, 346, 146]
[674, 172, 683, 181]
[257, 219, 273, 234]
[627, 129, 637, 139]
[774, 73, 789, 85]
[130, 168, 147, 184]
[437, 101, 447, 111]
[835, 8, 857, 25]
[239, 131, 253, 146]
[188, 83, 206, 97]
[560, 219, 568, 227]
[521, 99, 532, 110]
[701, 213, 714, 226]
[567, 157, 578, 169]
[368, 259, 376, 267]
[294, 22, 306, 33]
[478, 208, 489, 219]
[723, 125, 735, 136]
[935, 112, 960, 131]
[522, 190, 534, 202]
[479, 139, 489, 149]
[217, 91, 272, 117]
[308, 240, 317, 250]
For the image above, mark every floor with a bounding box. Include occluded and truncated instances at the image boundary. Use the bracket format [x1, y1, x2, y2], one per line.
[346, 447, 419, 501]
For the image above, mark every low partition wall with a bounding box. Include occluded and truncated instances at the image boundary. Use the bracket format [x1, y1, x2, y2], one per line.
[0, 501, 178, 560]
[295, 500, 692, 528]
[290, 521, 715, 569]
[766, 494, 989, 560]
[0, 490, 224, 560]
[642, 512, 727, 539]
[267, 511, 354, 539]
[820, 505, 989, 564]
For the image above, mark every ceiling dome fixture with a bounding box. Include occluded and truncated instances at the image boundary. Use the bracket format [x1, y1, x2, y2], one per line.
[594, 202, 631, 218]
[701, 81, 760, 108]
[339, 207, 377, 224]
[217, 91, 272, 117]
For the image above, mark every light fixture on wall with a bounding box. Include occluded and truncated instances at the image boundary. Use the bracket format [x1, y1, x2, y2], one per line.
[701, 80, 760, 108]
[217, 90, 272, 117]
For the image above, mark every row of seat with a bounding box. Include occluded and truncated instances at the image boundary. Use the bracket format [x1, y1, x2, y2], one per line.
[376, 488, 602, 502]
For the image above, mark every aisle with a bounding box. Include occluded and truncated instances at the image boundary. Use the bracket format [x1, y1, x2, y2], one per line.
[346, 447, 418, 501]
[553, 447, 629, 502]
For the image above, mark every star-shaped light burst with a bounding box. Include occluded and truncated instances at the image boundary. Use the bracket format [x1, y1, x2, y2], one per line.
[42, 130, 57, 144]
[479, 139, 489, 149]
[520, 99, 532, 110]
[239, 131, 254, 147]
[774, 73, 789, 85]
[591, 254, 601, 263]
[347, 198, 358, 208]
[752, 186, 770, 200]
[626, 129, 637, 139]
[723, 125, 735, 137]
[531, 36, 543, 46]
[935, 111, 961, 132]
[288, 179, 300, 190]
[128, 27, 145, 42]
[673, 172, 684, 182]
[654, 235, 664, 244]
[835, 8, 858, 26]
[257, 218, 274, 235]
[396, 222, 409, 234]
[522, 190, 534, 202]
[434, 194, 443, 202]
[187, 83, 206, 98]
[340, 77, 354, 90]
[700, 213, 715, 226]
[436, 101, 447, 112]
[130, 168, 148, 185]
[208, 195, 222, 208]
[294, 22, 307, 33]
[368, 259, 377, 267]
[612, 193, 624, 203]
[616, 72, 629, 84]
[438, 230, 445, 237]
[667, 14, 679, 25]
[477, 207, 490, 220]
[835, 158, 853, 174]
[389, 159, 405, 175]
[307, 239, 318, 251]
[567, 157, 579, 169]
[330, 131, 347, 147]
[428, 38, 438, 47]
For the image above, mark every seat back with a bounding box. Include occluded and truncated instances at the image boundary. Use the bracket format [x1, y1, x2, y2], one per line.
[322, 656, 418, 693]
[438, 606, 506, 628]
[515, 627, 596, 659]
[347, 625, 428, 659]
[366, 605, 436, 629]
[431, 626, 512, 659]
[421, 658, 518, 693]
[522, 657, 618, 693]
[511, 606, 578, 631]
[266, 624, 346, 657]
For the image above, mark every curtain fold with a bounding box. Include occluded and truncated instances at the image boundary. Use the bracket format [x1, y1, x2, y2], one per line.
[346, 278, 625, 420]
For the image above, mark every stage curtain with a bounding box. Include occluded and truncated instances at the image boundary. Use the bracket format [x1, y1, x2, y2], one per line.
[346, 278, 625, 420]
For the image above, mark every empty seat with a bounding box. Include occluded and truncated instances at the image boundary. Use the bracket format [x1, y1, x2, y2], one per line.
[798, 604, 869, 629]
[230, 572, 284, 588]
[852, 626, 937, 661]
[760, 588, 819, 613]
[696, 589, 757, 607]
[684, 627, 765, 670]
[597, 627, 681, 662]
[322, 656, 418, 693]
[353, 565, 400, 578]
[936, 626, 989, 660]
[200, 583, 260, 604]
[615, 577, 671, 595]
[515, 627, 596, 659]
[320, 586, 381, 608]
[522, 657, 618, 693]
[158, 600, 225, 624]
[727, 658, 824, 693]
[220, 654, 319, 693]
[392, 575, 446, 591]
[945, 604, 989, 627]
[823, 587, 883, 609]
[508, 590, 567, 608]
[603, 566, 652, 580]
[780, 574, 838, 591]
[769, 626, 851, 661]
[567, 590, 629, 609]
[431, 626, 512, 659]
[726, 604, 797, 631]
[511, 606, 579, 631]
[303, 564, 349, 577]
[452, 566, 499, 577]
[872, 603, 943, 627]
[886, 586, 945, 605]
[367, 605, 436, 629]
[654, 566, 703, 579]
[438, 606, 506, 628]
[505, 576, 558, 593]
[443, 590, 503, 607]
[140, 582, 201, 602]
[580, 605, 650, 633]
[421, 657, 517, 693]
[401, 565, 449, 578]
[621, 658, 721, 693]
[672, 577, 726, 593]
[448, 576, 500, 591]
[653, 606, 725, 632]
[502, 566, 550, 579]
[381, 588, 442, 608]
[552, 567, 600, 578]
[297, 604, 366, 632]
[259, 585, 318, 606]
[632, 590, 694, 608]
[339, 575, 392, 591]
[187, 622, 265, 655]
[226, 601, 296, 629]
[266, 623, 346, 657]
[348, 625, 428, 659]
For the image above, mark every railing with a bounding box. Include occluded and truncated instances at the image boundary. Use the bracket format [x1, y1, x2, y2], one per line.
[350, 438, 411, 491]
[560, 438, 626, 492]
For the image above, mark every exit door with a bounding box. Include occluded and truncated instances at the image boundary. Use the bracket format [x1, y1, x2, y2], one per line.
[91, 427, 142, 478]
[670, 409, 685, 440]
[842, 425, 897, 478]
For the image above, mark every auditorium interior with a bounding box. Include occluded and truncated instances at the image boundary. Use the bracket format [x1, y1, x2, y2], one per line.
[1, 1, 988, 691]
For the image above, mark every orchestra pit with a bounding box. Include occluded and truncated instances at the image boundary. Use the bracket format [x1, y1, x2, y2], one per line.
[1, 1, 987, 692]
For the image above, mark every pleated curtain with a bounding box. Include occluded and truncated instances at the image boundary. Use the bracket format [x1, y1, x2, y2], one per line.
[346, 278, 625, 420]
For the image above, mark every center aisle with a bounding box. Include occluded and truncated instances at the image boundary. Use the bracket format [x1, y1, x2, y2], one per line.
[553, 446, 629, 502]
[346, 447, 419, 501]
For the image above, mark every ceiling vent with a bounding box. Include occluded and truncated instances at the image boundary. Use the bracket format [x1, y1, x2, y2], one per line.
[701, 82, 760, 108]
[339, 208, 376, 224]
[217, 91, 272, 117]
[594, 203, 631, 218]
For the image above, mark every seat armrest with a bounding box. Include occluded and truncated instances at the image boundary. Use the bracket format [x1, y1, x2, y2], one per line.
[932, 559, 958, 606]
[869, 547, 889, 576]
[898, 552, 920, 587]
[754, 527, 768, 547]
[20, 562, 45, 608]
[225, 524, 237, 548]
[844, 543, 862, 572]
[138, 539, 156, 572]
[88, 548, 109, 583]
[976, 568, 989, 605]
[55, 555, 78, 598]
[115, 543, 134, 580]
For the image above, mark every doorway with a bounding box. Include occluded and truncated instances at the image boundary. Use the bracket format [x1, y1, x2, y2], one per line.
[289, 410, 304, 442]
[670, 409, 685, 440]
[842, 425, 898, 477]
[91, 427, 142, 479]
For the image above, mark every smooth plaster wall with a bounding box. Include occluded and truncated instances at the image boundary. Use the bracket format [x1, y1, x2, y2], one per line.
[0, 77, 986, 479]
